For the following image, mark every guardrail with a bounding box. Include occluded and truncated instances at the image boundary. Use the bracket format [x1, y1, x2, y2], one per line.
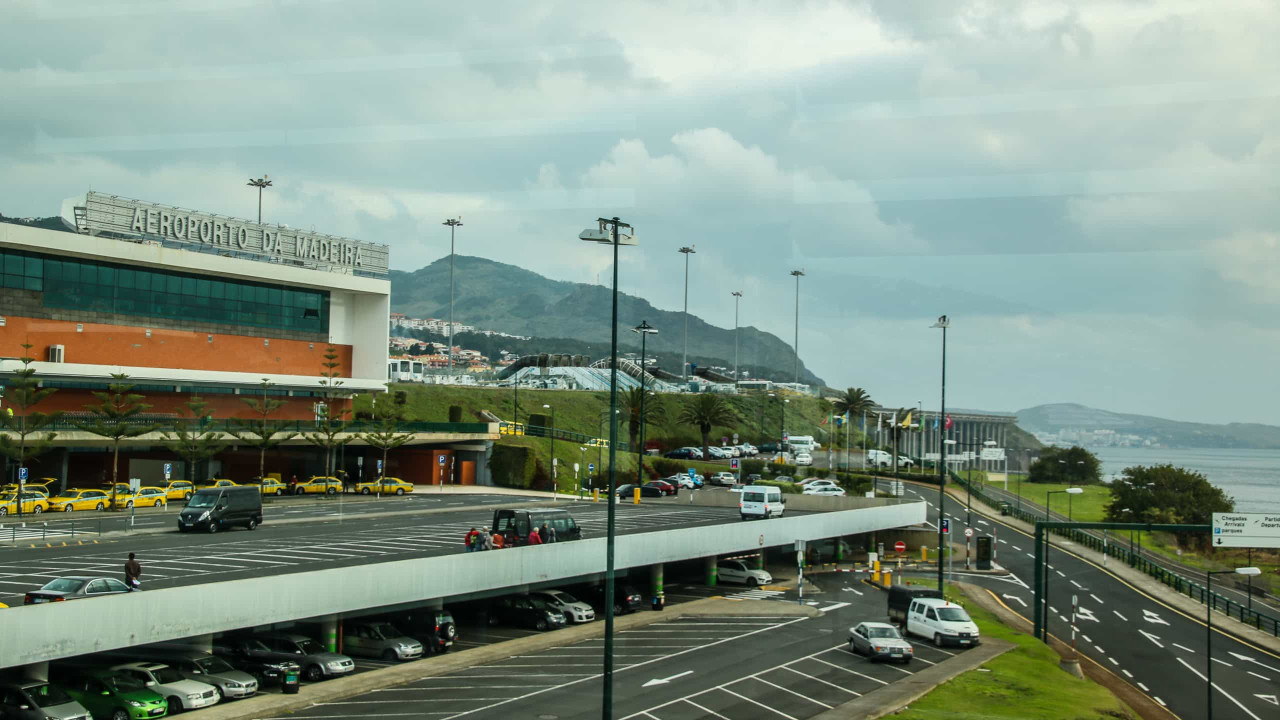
[953, 475, 1279, 637]
[43, 418, 494, 435]
[517, 423, 631, 453]
[0, 515, 144, 545]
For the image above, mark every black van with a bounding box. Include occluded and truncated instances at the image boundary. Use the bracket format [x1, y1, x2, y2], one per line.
[887, 585, 943, 626]
[178, 486, 263, 533]
[492, 508, 581, 546]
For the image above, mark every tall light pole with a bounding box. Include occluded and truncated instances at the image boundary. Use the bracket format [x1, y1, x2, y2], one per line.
[731, 291, 743, 388]
[579, 216, 634, 720]
[633, 320, 657, 487]
[931, 315, 949, 592]
[790, 269, 804, 386]
[543, 403, 555, 489]
[443, 217, 463, 381]
[679, 246, 696, 386]
[1207, 567, 1261, 720]
[247, 176, 272, 224]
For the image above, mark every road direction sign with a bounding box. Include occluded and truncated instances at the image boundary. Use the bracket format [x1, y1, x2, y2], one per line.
[588, 463, 595, 473]
[1212, 512, 1280, 548]
[733, 433, 739, 443]
[964, 527, 974, 538]
[940, 518, 950, 534]
[688, 468, 697, 478]
[894, 541, 906, 552]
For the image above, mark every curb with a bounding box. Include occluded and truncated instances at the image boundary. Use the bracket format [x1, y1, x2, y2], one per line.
[188, 597, 821, 720]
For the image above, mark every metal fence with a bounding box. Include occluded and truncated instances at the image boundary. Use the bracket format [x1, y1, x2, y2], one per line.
[44, 418, 494, 435]
[953, 475, 1279, 637]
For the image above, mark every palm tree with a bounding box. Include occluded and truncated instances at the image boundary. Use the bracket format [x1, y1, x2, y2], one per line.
[676, 394, 736, 459]
[832, 387, 874, 419]
[620, 387, 666, 452]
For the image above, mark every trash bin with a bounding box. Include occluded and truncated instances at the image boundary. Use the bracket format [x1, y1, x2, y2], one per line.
[651, 594, 664, 612]
[281, 669, 300, 694]
[999, 501, 1011, 516]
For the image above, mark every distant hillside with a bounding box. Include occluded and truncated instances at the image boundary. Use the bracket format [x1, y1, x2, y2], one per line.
[390, 255, 824, 386]
[0, 214, 75, 233]
[1017, 403, 1280, 449]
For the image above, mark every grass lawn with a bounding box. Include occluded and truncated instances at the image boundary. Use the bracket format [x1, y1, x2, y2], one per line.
[992, 478, 1113, 523]
[894, 589, 1135, 720]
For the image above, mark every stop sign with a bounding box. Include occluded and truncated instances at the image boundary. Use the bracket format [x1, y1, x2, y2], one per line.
[894, 541, 906, 553]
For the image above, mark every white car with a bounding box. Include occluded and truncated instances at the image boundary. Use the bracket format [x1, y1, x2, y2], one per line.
[709, 472, 737, 486]
[898, 456, 915, 468]
[794, 452, 813, 466]
[803, 479, 839, 490]
[742, 443, 758, 456]
[682, 447, 705, 459]
[707, 446, 733, 459]
[532, 590, 596, 624]
[109, 662, 220, 712]
[803, 485, 846, 497]
[716, 559, 772, 587]
[667, 474, 698, 489]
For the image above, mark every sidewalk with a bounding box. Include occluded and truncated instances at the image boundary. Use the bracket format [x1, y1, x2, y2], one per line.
[920, 480, 1280, 655]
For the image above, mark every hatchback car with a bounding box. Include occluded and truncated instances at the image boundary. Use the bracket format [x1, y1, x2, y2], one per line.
[0, 491, 48, 515]
[716, 559, 772, 587]
[803, 485, 846, 497]
[615, 484, 663, 498]
[531, 589, 596, 624]
[488, 595, 566, 631]
[25, 576, 131, 604]
[62, 671, 167, 720]
[849, 621, 914, 663]
[107, 662, 219, 714]
[294, 476, 342, 495]
[48, 488, 111, 512]
[794, 452, 813, 466]
[0, 680, 92, 720]
[356, 477, 414, 495]
[342, 621, 424, 661]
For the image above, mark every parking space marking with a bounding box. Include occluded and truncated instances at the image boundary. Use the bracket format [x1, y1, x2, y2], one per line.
[752, 676, 832, 709]
[718, 688, 800, 719]
[780, 665, 862, 696]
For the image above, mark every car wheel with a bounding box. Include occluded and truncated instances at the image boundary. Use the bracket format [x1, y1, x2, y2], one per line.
[96, 502, 105, 510]
[535, 617, 548, 631]
[157, 499, 166, 509]
[746, 577, 758, 588]
[361, 488, 371, 495]
[112, 709, 130, 720]
[185, 491, 192, 500]
[327, 487, 337, 495]
[934, 633, 943, 647]
[247, 518, 258, 531]
[215, 686, 226, 701]
[382, 649, 397, 661]
[125, 501, 133, 509]
[64, 504, 74, 512]
[166, 697, 181, 715]
[396, 488, 405, 496]
[849, 640, 857, 654]
[207, 521, 219, 534]
[0, 508, 6, 516]
[33, 506, 43, 514]
[305, 664, 324, 682]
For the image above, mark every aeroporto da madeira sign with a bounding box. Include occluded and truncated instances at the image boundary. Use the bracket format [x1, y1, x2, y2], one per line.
[81, 191, 389, 276]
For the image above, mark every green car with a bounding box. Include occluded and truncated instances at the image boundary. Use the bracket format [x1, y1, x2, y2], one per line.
[63, 671, 167, 720]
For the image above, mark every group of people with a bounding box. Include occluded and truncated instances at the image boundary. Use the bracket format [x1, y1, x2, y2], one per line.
[464, 522, 558, 551]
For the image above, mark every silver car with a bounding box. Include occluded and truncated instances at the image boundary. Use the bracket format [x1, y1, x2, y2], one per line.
[0, 681, 91, 720]
[531, 590, 596, 624]
[343, 622, 424, 661]
[849, 621, 914, 663]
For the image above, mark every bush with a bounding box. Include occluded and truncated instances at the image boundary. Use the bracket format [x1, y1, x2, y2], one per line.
[650, 458, 688, 477]
[766, 463, 798, 477]
[742, 458, 766, 476]
[1028, 445, 1101, 485]
[490, 445, 534, 488]
[448, 405, 463, 423]
[757, 479, 801, 494]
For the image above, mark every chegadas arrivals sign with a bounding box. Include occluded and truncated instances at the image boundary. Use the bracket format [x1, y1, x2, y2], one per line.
[82, 191, 389, 275]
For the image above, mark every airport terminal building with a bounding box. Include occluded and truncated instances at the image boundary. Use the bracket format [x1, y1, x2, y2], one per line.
[1, 192, 494, 486]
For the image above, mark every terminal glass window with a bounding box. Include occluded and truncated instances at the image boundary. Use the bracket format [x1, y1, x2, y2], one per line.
[0, 246, 328, 333]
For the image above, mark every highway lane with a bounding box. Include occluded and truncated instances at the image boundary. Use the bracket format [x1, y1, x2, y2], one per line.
[904, 482, 1280, 720]
[0, 499, 798, 605]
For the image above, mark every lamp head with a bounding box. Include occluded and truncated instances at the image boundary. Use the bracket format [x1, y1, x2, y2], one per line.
[1065, 487, 1084, 495]
[1235, 567, 1262, 576]
[931, 315, 951, 329]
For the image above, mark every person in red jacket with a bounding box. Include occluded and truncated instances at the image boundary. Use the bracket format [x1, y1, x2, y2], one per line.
[528, 527, 543, 545]
[464, 527, 479, 552]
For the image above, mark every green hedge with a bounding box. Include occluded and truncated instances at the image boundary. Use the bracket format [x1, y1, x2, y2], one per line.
[490, 445, 535, 488]
[756, 479, 802, 494]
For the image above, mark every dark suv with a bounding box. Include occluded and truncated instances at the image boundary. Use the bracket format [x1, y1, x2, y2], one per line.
[573, 582, 644, 616]
[488, 595, 566, 631]
[391, 609, 458, 654]
[214, 633, 353, 682]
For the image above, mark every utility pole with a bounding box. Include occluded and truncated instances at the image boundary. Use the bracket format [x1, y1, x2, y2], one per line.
[932, 315, 950, 592]
[247, 176, 272, 224]
[443, 217, 463, 381]
[679, 246, 696, 386]
[633, 320, 657, 486]
[790, 269, 804, 386]
[731, 291, 742, 388]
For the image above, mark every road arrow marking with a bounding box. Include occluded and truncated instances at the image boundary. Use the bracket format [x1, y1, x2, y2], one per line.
[643, 670, 693, 687]
[1256, 694, 1278, 706]
[842, 586, 864, 596]
[1076, 607, 1100, 623]
[1142, 609, 1169, 626]
[1228, 651, 1280, 674]
[1002, 593, 1027, 608]
[1138, 630, 1164, 648]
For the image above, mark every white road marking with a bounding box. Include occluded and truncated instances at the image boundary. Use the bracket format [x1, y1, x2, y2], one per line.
[819, 602, 851, 613]
[1001, 594, 1027, 608]
[1095, 646, 1105, 654]
[1109, 657, 1119, 666]
[1081, 634, 1091, 643]
[1138, 630, 1164, 648]
[1142, 609, 1169, 626]
[1113, 610, 1128, 622]
[1055, 570, 1065, 578]
[1176, 657, 1263, 720]
[1137, 682, 1149, 692]
[1228, 651, 1280, 674]
[1247, 671, 1271, 681]
[1012, 545, 1022, 551]
[1122, 669, 1133, 678]
[1155, 697, 1166, 706]
[1172, 643, 1195, 654]
[1090, 594, 1104, 605]
[1212, 658, 1232, 667]
[998, 539, 1007, 544]
[1070, 580, 1082, 588]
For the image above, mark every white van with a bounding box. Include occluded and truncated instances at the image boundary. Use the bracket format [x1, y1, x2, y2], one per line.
[739, 485, 785, 520]
[905, 598, 981, 647]
[788, 436, 816, 453]
[866, 449, 893, 468]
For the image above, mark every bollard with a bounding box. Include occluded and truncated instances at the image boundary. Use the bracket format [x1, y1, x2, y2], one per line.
[633, 488, 641, 505]
[921, 545, 928, 563]
[593, 489, 599, 503]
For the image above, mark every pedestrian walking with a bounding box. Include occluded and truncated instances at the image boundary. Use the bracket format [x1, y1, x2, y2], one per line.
[124, 552, 142, 591]
[481, 526, 494, 551]
[541, 522, 556, 543]
[464, 527, 479, 552]
[528, 527, 543, 545]
[289, 475, 298, 494]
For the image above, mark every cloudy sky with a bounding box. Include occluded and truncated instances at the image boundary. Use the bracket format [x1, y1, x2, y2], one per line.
[3, 0, 1277, 424]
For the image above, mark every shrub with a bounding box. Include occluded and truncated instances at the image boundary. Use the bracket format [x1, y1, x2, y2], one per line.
[757, 479, 801, 494]
[448, 405, 463, 423]
[490, 445, 534, 488]
[742, 458, 766, 476]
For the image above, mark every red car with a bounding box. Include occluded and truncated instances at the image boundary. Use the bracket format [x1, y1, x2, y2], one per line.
[643, 480, 677, 496]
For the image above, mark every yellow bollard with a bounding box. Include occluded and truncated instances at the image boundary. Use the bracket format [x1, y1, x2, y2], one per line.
[593, 489, 599, 502]
[633, 488, 641, 504]
[921, 545, 928, 563]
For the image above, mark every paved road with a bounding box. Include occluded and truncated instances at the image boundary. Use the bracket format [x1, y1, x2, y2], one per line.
[904, 482, 1280, 720]
[0, 500, 791, 605]
[262, 588, 971, 720]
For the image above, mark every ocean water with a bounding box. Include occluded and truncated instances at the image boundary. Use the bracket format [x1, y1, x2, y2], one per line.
[1092, 447, 1280, 514]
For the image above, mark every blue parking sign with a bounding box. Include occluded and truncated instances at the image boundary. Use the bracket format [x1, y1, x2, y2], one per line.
[18, 467, 28, 482]
[438, 455, 447, 466]
[940, 518, 950, 534]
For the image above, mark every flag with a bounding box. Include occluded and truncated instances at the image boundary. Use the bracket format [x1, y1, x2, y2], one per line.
[945, 414, 953, 430]
[933, 416, 939, 430]
[901, 412, 912, 428]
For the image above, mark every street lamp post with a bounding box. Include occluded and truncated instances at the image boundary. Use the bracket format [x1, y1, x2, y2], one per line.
[760, 393, 772, 446]
[443, 217, 463, 381]
[780, 398, 789, 450]
[543, 404, 555, 490]
[579, 446, 587, 494]
[731, 291, 742, 388]
[247, 176, 272, 223]
[931, 315, 949, 592]
[679, 246, 696, 386]
[632, 320, 658, 487]
[580, 216, 634, 720]
[790, 269, 804, 386]
[1206, 567, 1261, 720]
[1046, 487, 1084, 520]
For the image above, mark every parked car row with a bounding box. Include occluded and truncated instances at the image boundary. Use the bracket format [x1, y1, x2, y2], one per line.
[661, 442, 758, 461]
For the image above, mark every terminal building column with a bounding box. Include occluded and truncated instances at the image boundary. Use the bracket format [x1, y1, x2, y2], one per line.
[651, 563, 664, 605]
[319, 616, 339, 653]
[705, 556, 717, 587]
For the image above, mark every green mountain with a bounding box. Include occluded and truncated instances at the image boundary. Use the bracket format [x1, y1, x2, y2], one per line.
[1016, 403, 1280, 449]
[390, 255, 824, 386]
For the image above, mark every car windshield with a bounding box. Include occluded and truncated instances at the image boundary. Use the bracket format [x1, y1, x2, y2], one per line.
[187, 494, 217, 508]
[528, 596, 553, 610]
[549, 591, 579, 604]
[937, 607, 972, 623]
[152, 666, 184, 684]
[865, 626, 901, 639]
[295, 639, 325, 654]
[195, 656, 235, 674]
[105, 674, 144, 692]
[27, 683, 73, 707]
[368, 623, 400, 639]
[41, 578, 87, 592]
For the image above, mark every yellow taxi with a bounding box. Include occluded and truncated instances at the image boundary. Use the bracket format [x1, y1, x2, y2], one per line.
[294, 476, 342, 495]
[48, 488, 111, 512]
[197, 478, 239, 489]
[254, 478, 288, 496]
[0, 492, 50, 516]
[112, 486, 168, 510]
[160, 480, 196, 500]
[356, 477, 414, 496]
[1, 484, 49, 497]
